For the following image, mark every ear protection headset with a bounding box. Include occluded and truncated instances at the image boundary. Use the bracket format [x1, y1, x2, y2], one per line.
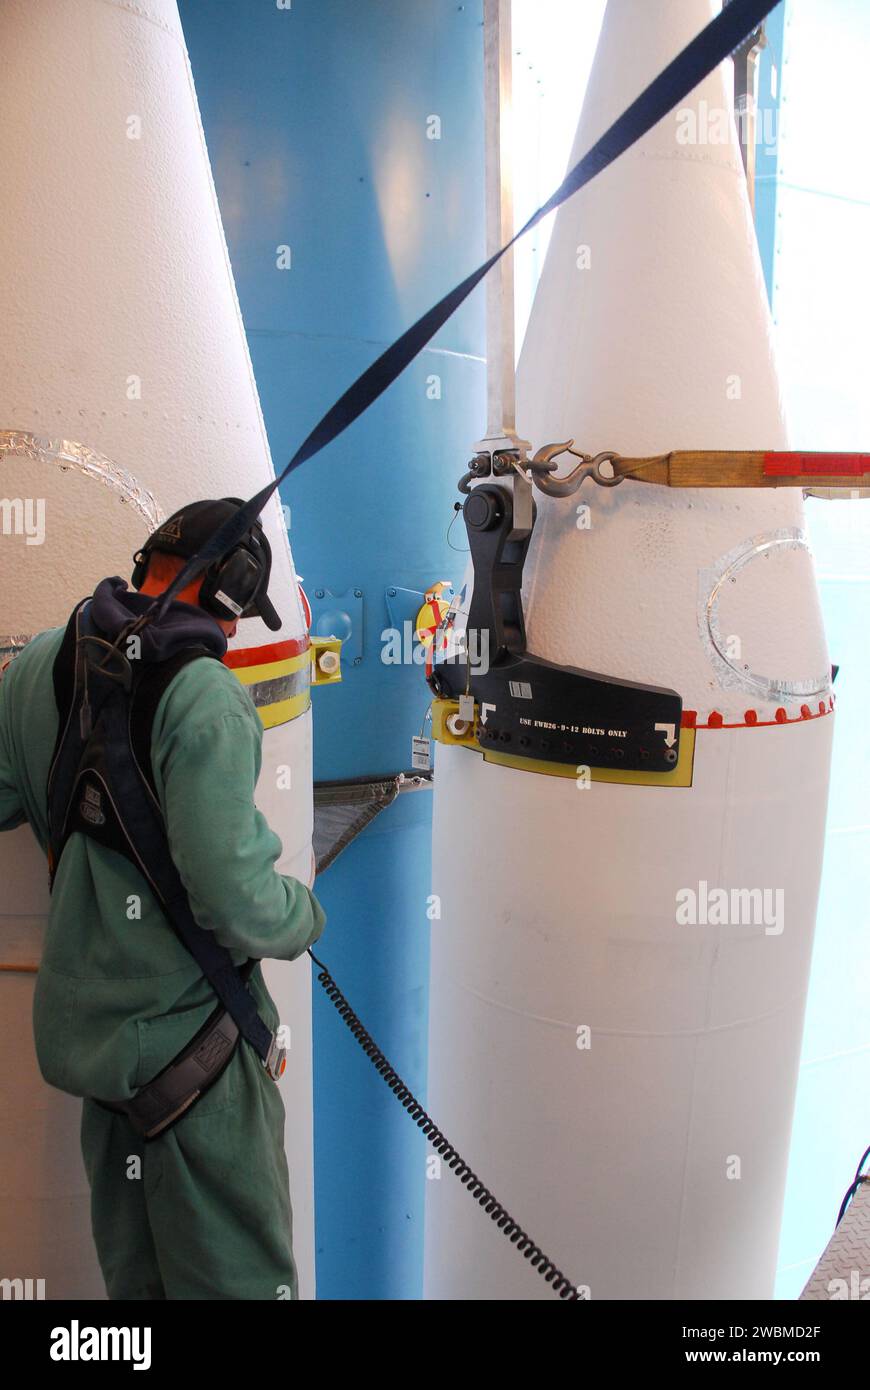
[131, 497, 276, 627]
[198, 538, 268, 623]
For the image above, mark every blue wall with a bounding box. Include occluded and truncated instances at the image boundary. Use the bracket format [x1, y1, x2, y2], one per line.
[180, 0, 485, 1297]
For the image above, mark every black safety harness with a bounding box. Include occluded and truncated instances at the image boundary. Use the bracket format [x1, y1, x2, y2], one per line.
[46, 595, 286, 1140]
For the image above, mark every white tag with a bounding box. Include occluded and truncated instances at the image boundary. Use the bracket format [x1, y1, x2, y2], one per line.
[458, 694, 474, 721]
[215, 588, 244, 616]
[411, 735, 431, 770]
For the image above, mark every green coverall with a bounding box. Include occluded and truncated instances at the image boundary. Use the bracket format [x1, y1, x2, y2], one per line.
[0, 621, 326, 1299]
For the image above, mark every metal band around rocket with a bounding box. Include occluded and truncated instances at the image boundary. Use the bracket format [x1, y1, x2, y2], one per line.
[224, 637, 312, 728]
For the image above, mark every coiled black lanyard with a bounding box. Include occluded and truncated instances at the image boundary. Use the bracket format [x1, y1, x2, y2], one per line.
[309, 948, 582, 1300]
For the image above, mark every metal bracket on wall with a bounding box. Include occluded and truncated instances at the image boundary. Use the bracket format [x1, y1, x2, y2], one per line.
[309, 588, 364, 667]
[384, 586, 428, 631]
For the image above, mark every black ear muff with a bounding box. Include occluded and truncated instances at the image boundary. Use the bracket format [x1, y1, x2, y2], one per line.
[199, 545, 263, 622]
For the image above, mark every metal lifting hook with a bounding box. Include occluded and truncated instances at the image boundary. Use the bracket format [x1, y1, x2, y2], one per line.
[526, 440, 624, 497]
[457, 441, 625, 497]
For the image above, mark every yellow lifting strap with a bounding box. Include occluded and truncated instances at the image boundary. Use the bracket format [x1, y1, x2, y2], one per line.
[609, 449, 870, 490]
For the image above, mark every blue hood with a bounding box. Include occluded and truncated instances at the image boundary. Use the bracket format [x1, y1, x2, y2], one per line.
[89, 576, 228, 664]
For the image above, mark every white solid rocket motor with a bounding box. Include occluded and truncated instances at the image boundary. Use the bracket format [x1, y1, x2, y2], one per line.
[0, 0, 315, 1297]
[425, 0, 833, 1298]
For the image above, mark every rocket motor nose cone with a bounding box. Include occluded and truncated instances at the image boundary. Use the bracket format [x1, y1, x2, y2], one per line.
[515, 0, 829, 717]
[0, 0, 305, 646]
[426, 0, 835, 1304]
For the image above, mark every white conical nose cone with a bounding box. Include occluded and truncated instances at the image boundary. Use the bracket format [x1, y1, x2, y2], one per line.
[518, 0, 828, 711]
[0, 0, 302, 643]
[0, 0, 314, 1298]
[425, 0, 833, 1302]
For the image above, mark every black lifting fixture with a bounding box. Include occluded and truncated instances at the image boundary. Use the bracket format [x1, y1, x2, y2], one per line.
[428, 467, 683, 774]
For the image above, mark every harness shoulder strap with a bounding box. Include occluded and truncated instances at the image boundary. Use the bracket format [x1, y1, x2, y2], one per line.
[129, 645, 216, 803]
[46, 600, 91, 880]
